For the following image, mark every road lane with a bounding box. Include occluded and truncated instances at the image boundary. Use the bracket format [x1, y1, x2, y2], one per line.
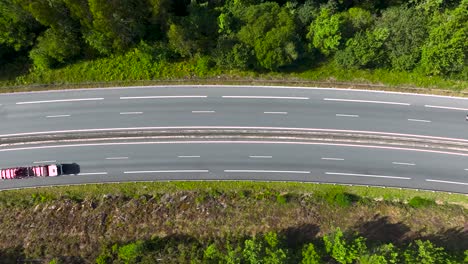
[0, 141, 467, 193]
[1, 85, 467, 139]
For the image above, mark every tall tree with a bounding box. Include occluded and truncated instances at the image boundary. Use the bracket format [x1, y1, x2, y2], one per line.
[86, 0, 149, 55]
[377, 6, 428, 71]
[306, 7, 346, 56]
[237, 2, 300, 70]
[0, 0, 40, 51]
[420, 1, 467, 75]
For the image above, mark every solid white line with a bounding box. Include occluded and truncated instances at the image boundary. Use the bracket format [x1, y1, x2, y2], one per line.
[326, 172, 411, 180]
[426, 179, 468, 186]
[249, 156, 272, 158]
[106, 157, 128, 160]
[336, 114, 359, 117]
[264, 112, 288, 114]
[120, 112, 143, 115]
[16, 98, 104, 105]
[79, 172, 108, 175]
[425, 105, 468, 111]
[9, 85, 468, 101]
[178, 156, 200, 158]
[192, 111, 215, 113]
[324, 98, 410, 106]
[120, 95, 207, 100]
[46, 115, 70, 118]
[33, 160, 56, 164]
[321, 158, 344, 161]
[124, 170, 209, 174]
[392, 162, 415, 166]
[222, 96, 308, 100]
[3, 126, 468, 143]
[408, 119, 431, 123]
[224, 170, 309, 174]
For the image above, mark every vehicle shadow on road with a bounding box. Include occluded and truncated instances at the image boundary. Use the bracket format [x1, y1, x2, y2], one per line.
[61, 163, 81, 175]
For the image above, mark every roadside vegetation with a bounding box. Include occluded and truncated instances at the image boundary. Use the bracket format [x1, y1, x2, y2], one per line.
[0, 181, 466, 263]
[0, 0, 466, 91]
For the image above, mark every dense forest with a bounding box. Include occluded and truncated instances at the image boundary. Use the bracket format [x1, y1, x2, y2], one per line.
[0, 0, 467, 85]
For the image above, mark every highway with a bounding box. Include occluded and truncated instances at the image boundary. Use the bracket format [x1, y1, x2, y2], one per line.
[0, 85, 467, 193]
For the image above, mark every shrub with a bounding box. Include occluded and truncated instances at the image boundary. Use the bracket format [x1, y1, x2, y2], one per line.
[408, 196, 436, 208]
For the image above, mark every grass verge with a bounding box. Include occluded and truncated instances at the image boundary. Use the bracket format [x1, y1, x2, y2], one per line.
[0, 52, 466, 95]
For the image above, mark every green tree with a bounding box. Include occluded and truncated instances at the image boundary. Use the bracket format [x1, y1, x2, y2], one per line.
[335, 27, 389, 69]
[167, 2, 218, 58]
[345, 7, 373, 34]
[377, 6, 428, 71]
[237, 2, 300, 70]
[29, 27, 81, 69]
[420, 1, 467, 75]
[403, 240, 455, 264]
[301, 243, 322, 264]
[203, 243, 222, 263]
[117, 241, 144, 264]
[263, 232, 287, 264]
[323, 228, 367, 264]
[243, 238, 262, 264]
[86, 0, 149, 54]
[307, 8, 346, 56]
[0, 0, 39, 51]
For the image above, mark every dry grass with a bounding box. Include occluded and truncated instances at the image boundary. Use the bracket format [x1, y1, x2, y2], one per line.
[0, 182, 465, 262]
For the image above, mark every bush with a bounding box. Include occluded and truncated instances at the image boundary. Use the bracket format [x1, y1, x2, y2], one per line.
[408, 196, 436, 208]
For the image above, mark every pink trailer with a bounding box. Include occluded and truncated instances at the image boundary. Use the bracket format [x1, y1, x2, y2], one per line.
[0, 164, 61, 180]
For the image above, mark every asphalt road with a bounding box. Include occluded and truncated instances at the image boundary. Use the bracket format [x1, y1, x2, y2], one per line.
[0, 141, 467, 193]
[0, 85, 467, 193]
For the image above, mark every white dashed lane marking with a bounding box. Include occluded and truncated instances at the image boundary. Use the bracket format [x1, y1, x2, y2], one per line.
[17, 98, 104, 105]
[325, 172, 411, 180]
[324, 98, 410, 106]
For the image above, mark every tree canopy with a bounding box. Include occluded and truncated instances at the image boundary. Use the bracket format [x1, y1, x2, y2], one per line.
[0, 0, 466, 77]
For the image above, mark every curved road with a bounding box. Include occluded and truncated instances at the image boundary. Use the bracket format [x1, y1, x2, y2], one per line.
[0, 85, 467, 193]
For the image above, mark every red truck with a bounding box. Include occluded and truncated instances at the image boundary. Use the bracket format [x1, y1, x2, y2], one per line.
[0, 164, 62, 180]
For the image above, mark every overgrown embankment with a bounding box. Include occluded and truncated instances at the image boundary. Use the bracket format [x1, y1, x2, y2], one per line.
[0, 182, 466, 263]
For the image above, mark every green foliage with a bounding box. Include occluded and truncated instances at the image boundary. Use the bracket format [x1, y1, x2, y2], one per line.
[237, 2, 300, 70]
[167, 2, 218, 58]
[243, 238, 263, 264]
[263, 232, 287, 264]
[318, 187, 361, 207]
[0, 0, 39, 51]
[403, 240, 456, 264]
[377, 6, 428, 71]
[1, 0, 467, 86]
[86, 0, 149, 54]
[323, 228, 367, 264]
[307, 8, 346, 56]
[335, 28, 389, 69]
[276, 194, 287, 204]
[29, 28, 81, 69]
[420, 1, 467, 75]
[117, 241, 144, 263]
[345, 7, 373, 33]
[408, 196, 436, 208]
[31, 193, 54, 204]
[48, 258, 59, 264]
[301, 243, 322, 264]
[203, 243, 221, 262]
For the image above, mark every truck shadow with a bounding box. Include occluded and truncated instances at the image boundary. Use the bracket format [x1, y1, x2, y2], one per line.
[61, 163, 81, 175]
